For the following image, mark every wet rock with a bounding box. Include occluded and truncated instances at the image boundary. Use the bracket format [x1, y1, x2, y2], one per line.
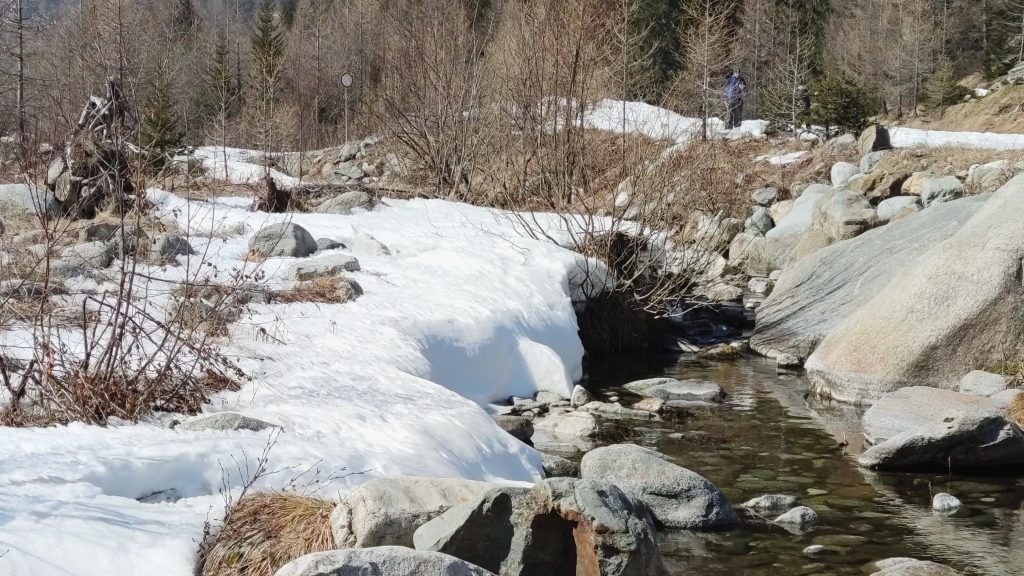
[802, 544, 836, 557]
[330, 477, 500, 548]
[176, 412, 279, 432]
[958, 370, 1012, 397]
[776, 353, 801, 369]
[931, 493, 962, 513]
[291, 254, 361, 281]
[580, 443, 738, 530]
[632, 398, 665, 414]
[773, 506, 818, 529]
[580, 401, 656, 420]
[533, 410, 598, 438]
[624, 378, 725, 403]
[492, 415, 533, 442]
[250, 222, 318, 258]
[741, 494, 797, 514]
[570, 385, 594, 408]
[413, 478, 667, 576]
[540, 453, 578, 478]
[867, 558, 963, 576]
[697, 343, 740, 360]
[274, 547, 495, 576]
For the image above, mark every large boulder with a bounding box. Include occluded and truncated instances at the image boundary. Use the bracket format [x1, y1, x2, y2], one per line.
[966, 160, 1018, 193]
[918, 176, 964, 207]
[579, 444, 737, 530]
[330, 477, 501, 548]
[760, 184, 830, 271]
[0, 183, 60, 216]
[250, 222, 318, 258]
[751, 195, 986, 362]
[413, 478, 667, 576]
[858, 125, 892, 155]
[803, 176, 1024, 403]
[727, 232, 769, 276]
[858, 387, 1024, 471]
[273, 547, 495, 576]
[958, 370, 1012, 397]
[809, 187, 877, 244]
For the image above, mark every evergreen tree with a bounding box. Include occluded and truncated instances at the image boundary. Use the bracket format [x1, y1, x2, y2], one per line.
[279, 0, 299, 28]
[807, 74, 875, 136]
[249, 0, 286, 149]
[172, 0, 201, 41]
[207, 32, 239, 118]
[142, 65, 184, 167]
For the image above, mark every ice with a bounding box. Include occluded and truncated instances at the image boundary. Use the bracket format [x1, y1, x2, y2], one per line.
[0, 190, 593, 575]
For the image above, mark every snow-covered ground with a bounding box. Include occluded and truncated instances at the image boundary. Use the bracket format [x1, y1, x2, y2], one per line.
[186, 146, 302, 189]
[0, 185, 593, 575]
[889, 126, 1024, 150]
[584, 99, 769, 143]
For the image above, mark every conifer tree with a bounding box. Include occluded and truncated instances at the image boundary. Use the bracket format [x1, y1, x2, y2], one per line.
[142, 64, 184, 167]
[172, 0, 200, 41]
[248, 0, 286, 150]
[207, 32, 239, 118]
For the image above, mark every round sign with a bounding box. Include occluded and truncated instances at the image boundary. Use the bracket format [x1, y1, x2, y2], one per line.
[341, 73, 353, 88]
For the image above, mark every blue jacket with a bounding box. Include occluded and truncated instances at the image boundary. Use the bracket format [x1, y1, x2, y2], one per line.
[726, 74, 747, 103]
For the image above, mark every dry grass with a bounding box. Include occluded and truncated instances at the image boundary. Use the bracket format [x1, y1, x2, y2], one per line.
[902, 84, 1024, 134]
[1009, 393, 1024, 430]
[274, 276, 361, 304]
[200, 492, 336, 576]
[869, 146, 1024, 190]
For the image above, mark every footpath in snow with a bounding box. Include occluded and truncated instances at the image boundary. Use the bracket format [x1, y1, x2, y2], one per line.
[0, 188, 593, 575]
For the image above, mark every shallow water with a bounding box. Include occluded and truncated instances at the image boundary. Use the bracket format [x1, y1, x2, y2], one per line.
[581, 355, 1024, 576]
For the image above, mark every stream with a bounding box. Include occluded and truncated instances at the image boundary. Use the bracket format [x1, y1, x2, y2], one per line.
[572, 354, 1024, 576]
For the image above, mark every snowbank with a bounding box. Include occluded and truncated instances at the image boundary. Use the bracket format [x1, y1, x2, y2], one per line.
[185, 146, 302, 189]
[890, 127, 1024, 150]
[0, 193, 590, 575]
[583, 99, 768, 144]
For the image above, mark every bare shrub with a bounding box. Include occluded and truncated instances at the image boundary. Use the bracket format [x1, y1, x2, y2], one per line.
[1010, 394, 1024, 430]
[274, 276, 362, 305]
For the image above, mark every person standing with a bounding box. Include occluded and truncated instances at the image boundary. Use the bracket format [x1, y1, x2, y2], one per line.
[725, 70, 748, 130]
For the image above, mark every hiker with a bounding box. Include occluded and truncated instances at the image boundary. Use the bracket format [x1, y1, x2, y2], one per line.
[725, 70, 748, 130]
[797, 84, 812, 129]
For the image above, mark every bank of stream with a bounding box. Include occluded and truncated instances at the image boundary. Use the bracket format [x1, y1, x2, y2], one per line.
[575, 355, 1024, 576]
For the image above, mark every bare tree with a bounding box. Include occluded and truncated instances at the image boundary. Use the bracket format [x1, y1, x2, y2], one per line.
[671, 0, 737, 140]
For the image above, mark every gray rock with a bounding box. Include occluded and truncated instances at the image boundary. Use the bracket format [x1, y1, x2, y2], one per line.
[703, 283, 743, 302]
[741, 494, 797, 514]
[413, 478, 667, 576]
[47, 157, 67, 186]
[918, 176, 964, 207]
[749, 194, 988, 381]
[580, 443, 738, 530]
[752, 187, 778, 206]
[176, 412, 279, 432]
[250, 223, 318, 258]
[761, 184, 830, 271]
[932, 493, 962, 513]
[338, 143, 360, 163]
[150, 235, 194, 261]
[877, 196, 922, 222]
[337, 162, 366, 181]
[831, 162, 860, 187]
[827, 133, 857, 150]
[689, 211, 743, 253]
[773, 505, 818, 529]
[747, 277, 772, 295]
[0, 183, 60, 216]
[802, 544, 834, 557]
[861, 151, 888, 173]
[858, 387, 1024, 471]
[273, 547, 495, 576]
[492, 415, 533, 442]
[958, 370, 1012, 396]
[62, 241, 113, 269]
[868, 558, 963, 576]
[540, 453, 578, 478]
[580, 401, 656, 421]
[776, 353, 802, 369]
[858, 125, 892, 155]
[535, 391, 563, 404]
[533, 410, 598, 438]
[810, 187, 878, 244]
[624, 378, 725, 403]
[631, 398, 665, 413]
[330, 477, 500, 549]
[569, 384, 594, 408]
[745, 207, 774, 235]
[291, 254, 361, 281]
[49, 258, 84, 279]
[77, 222, 120, 242]
[316, 191, 373, 215]
[1007, 60, 1024, 85]
[966, 160, 1017, 193]
[316, 238, 345, 251]
[728, 232, 769, 276]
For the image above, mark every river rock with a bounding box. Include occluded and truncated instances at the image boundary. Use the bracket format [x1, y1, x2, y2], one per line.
[330, 477, 500, 548]
[810, 187, 878, 244]
[250, 222, 318, 258]
[931, 493, 962, 513]
[273, 547, 495, 576]
[492, 415, 534, 442]
[316, 191, 374, 215]
[580, 401, 656, 421]
[689, 211, 743, 253]
[291, 254, 361, 281]
[540, 453, 578, 478]
[868, 558, 963, 576]
[745, 207, 774, 235]
[967, 160, 1017, 193]
[62, 241, 114, 269]
[752, 187, 778, 206]
[0, 183, 60, 216]
[413, 478, 667, 576]
[697, 343, 740, 360]
[876, 196, 922, 222]
[176, 412, 279, 432]
[570, 385, 594, 408]
[580, 444, 738, 530]
[773, 506, 818, 529]
[958, 370, 1012, 396]
[858, 387, 1024, 471]
[918, 176, 964, 207]
[761, 184, 830, 270]
[831, 162, 860, 187]
[623, 378, 725, 403]
[632, 398, 665, 414]
[727, 232, 769, 276]
[533, 410, 598, 438]
[741, 494, 797, 514]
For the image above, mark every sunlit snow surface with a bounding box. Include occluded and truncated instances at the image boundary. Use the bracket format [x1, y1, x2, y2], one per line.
[0, 189, 592, 575]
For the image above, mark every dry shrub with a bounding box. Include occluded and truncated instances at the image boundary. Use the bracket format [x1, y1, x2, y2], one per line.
[1009, 394, 1024, 431]
[201, 492, 336, 576]
[870, 147, 1024, 192]
[274, 276, 361, 304]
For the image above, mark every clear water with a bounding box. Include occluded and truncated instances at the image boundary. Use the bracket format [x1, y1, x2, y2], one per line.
[579, 355, 1024, 576]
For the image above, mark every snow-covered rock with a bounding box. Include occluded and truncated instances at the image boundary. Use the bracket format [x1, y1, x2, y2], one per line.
[249, 222, 319, 258]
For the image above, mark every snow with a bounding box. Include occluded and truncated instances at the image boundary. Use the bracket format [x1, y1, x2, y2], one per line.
[0, 187, 594, 575]
[583, 99, 769, 144]
[890, 127, 1024, 150]
[184, 146, 302, 189]
[756, 151, 808, 166]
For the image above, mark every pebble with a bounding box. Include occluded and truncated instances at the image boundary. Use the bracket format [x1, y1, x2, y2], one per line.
[932, 493, 962, 513]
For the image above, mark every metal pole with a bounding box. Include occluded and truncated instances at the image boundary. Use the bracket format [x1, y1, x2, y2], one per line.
[344, 88, 350, 143]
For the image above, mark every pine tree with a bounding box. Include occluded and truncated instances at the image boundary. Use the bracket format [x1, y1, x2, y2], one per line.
[142, 64, 184, 167]
[280, 0, 299, 28]
[807, 74, 875, 136]
[249, 0, 286, 150]
[172, 0, 200, 41]
[207, 32, 239, 118]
